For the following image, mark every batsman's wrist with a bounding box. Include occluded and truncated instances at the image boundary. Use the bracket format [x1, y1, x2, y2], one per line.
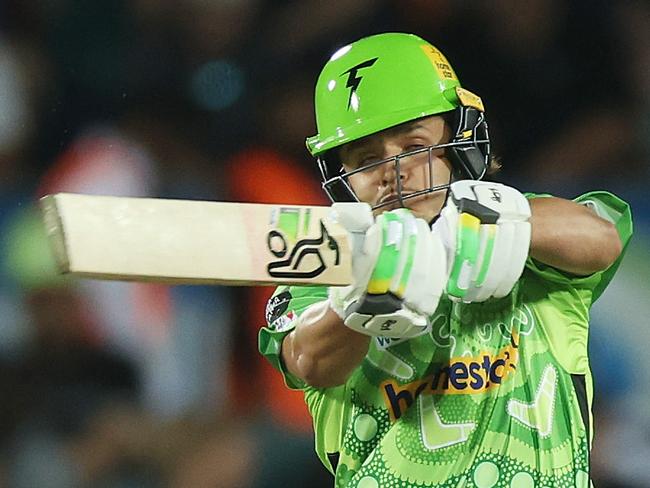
[327, 290, 347, 320]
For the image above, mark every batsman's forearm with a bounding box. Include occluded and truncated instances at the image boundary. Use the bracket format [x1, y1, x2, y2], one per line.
[529, 197, 622, 275]
[282, 301, 370, 388]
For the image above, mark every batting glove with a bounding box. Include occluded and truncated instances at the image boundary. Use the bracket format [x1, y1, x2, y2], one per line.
[328, 203, 447, 338]
[432, 181, 531, 303]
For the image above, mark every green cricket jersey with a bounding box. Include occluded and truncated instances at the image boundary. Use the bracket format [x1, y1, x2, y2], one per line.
[259, 191, 632, 488]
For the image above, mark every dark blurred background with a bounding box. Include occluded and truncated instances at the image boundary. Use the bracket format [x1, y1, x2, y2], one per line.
[0, 1, 648, 487]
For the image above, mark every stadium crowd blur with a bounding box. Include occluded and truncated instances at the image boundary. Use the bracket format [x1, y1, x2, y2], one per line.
[0, 1, 648, 487]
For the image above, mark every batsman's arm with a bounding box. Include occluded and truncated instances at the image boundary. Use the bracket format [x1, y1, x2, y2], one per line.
[436, 183, 628, 304]
[529, 197, 622, 275]
[279, 206, 447, 389]
[281, 301, 370, 388]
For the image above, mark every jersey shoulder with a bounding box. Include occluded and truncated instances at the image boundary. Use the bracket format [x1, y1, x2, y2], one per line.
[259, 285, 329, 390]
[523, 190, 632, 302]
[264, 285, 328, 332]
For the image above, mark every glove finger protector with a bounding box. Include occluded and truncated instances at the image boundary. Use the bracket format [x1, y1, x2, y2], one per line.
[329, 206, 446, 338]
[433, 181, 531, 303]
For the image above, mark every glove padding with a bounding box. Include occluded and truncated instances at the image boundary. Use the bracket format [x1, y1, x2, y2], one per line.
[432, 181, 531, 302]
[328, 204, 447, 338]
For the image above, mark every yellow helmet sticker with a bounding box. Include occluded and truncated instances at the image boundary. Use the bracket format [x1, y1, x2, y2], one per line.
[456, 87, 485, 112]
[420, 45, 458, 81]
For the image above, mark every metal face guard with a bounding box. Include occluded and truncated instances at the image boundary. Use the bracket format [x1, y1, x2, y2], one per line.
[322, 139, 488, 210]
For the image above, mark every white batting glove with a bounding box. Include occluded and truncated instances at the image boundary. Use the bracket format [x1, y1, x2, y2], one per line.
[432, 181, 531, 303]
[328, 204, 447, 338]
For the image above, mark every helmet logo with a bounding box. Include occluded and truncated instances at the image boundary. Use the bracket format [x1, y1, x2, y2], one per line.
[341, 57, 378, 110]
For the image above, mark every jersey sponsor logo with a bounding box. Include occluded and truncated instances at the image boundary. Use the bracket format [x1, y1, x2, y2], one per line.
[381, 331, 519, 421]
[266, 290, 292, 325]
[266, 208, 341, 279]
[374, 335, 409, 350]
[270, 310, 296, 332]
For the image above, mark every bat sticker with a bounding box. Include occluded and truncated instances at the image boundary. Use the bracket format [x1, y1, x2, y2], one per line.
[267, 221, 340, 279]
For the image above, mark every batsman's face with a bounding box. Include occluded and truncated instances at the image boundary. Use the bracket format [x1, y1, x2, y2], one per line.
[339, 115, 452, 222]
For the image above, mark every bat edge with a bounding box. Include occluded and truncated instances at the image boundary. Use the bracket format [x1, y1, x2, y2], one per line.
[39, 194, 72, 275]
[56, 270, 351, 287]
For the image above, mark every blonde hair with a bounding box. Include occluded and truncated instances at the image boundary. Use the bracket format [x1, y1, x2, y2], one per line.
[486, 155, 502, 176]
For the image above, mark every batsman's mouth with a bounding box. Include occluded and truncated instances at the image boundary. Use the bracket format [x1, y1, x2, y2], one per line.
[375, 190, 431, 209]
[377, 191, 415, 206]
[373, 189, 446, 222]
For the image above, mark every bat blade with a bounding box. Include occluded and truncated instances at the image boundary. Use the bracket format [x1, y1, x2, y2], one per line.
[39, 193, 353, 286]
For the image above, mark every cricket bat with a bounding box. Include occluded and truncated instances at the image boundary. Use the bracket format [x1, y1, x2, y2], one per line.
[39, 193, 354, 286]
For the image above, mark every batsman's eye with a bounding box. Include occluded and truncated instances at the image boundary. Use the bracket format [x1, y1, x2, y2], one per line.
[405, 144, 425, 152]
[359, 156, 380, 168]
[345, 154, 378, 170]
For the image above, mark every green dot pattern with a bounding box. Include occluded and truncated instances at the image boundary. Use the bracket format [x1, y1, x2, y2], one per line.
[328, 295, 593, 487]
[263, 255, 616, 488]
[341, 393, 391, 463]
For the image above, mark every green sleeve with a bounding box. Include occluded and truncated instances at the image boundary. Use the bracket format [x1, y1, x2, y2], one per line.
[258, 285, 329, 390]
[258, 285, 353, 473]
[520, 191, 633, 376]
[303, 385, 352, 474]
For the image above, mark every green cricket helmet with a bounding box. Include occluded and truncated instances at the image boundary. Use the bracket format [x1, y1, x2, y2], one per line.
[306, 32, 490, 205]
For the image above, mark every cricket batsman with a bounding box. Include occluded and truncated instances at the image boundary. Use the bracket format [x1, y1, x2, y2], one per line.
[259, 33, 632, 487]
